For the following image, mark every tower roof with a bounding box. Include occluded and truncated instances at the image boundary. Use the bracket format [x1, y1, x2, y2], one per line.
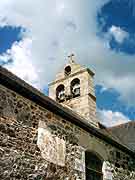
[107, 121, 135, 152]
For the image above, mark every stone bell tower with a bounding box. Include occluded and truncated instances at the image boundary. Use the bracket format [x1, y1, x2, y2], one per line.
[49, 54, 99, 128]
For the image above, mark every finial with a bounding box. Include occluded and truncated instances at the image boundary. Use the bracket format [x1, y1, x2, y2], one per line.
[68, 53, 75, 64]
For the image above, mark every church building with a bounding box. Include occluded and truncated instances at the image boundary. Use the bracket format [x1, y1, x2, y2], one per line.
[0, 54, 135, 179]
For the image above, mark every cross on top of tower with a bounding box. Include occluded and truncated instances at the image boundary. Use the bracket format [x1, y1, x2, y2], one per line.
[68, 53, 75, 64]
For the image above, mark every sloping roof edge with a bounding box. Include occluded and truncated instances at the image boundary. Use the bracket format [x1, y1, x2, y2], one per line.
[107, 121, 135, 130]
[0, 66, 135, 157]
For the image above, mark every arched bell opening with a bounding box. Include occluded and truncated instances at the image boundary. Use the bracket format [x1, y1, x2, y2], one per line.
[85, 151, 103, 180]
[56, 84, 65, 102]
[64, 65, 71, 76]
[70, 78, 80, 98]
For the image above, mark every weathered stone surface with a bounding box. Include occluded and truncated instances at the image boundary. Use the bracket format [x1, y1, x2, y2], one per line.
[0, 85, 85, 179]
[37, 123, 66, 166]
[0, 69, 135, 180]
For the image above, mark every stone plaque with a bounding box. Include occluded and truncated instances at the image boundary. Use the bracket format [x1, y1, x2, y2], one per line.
[37, 127, 57, 163]
[37, 122, 66, 166]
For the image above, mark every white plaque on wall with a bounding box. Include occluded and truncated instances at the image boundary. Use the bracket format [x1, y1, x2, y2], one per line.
[37, 122, 66, 166]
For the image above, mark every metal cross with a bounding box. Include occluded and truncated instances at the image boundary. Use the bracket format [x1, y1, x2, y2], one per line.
[68, 53, 75, 63]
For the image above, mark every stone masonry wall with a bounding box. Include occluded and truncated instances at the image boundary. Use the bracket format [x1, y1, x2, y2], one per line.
[0, 84, 135, 180]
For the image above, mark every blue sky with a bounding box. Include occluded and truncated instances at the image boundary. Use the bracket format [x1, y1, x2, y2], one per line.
[0, 0, 135, 126]
[98, 0, 135, 55]
[0, 26, 23, 54]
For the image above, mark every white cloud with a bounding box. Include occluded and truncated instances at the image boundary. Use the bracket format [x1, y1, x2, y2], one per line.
[98, 109, 130, 127]
[109, 25, 129, 43]
[1, 38, 40, 89]
[0, 0, 135, 106]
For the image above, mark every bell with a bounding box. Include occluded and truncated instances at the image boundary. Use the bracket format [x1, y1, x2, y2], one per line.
[58, 90, 65, 100]
[72, 83, 80, 96]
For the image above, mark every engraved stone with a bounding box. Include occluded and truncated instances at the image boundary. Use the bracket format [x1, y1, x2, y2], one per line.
[37, 121, 66, 166]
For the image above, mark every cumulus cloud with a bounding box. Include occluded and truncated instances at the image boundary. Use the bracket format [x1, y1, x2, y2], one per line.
[109, 25, 129, 43]
[98, 109, 130, 127]
[0, 0, 134, 106]
[0, 38, 40, 88]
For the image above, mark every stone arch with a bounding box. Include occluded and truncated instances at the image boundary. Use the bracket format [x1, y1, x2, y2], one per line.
[78, 133, 109, 161]
[85, 150, 103, 180]
[64, 65, 71, 76]
[70, 78, 80, 98]
[56, 84, 65, 102]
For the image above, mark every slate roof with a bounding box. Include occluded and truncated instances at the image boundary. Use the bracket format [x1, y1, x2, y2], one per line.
[108, 121, 135, 152]
[0, 66, 135, 158]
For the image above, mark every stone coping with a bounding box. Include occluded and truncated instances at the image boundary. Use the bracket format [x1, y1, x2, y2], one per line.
[0, 66, 135, 157]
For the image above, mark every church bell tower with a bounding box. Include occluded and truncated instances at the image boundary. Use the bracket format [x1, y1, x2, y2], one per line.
[49, 54, 99, 128]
